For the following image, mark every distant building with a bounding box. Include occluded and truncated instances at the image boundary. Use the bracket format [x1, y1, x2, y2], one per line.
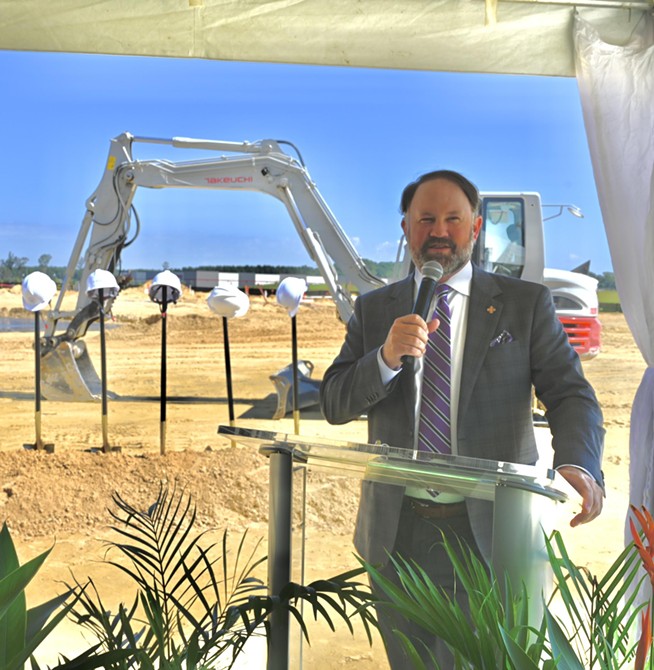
[122, 270, 158, 286]
[122, 270, 324, 292]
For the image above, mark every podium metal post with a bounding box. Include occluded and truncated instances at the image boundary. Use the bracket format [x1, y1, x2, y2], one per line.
[267, 446, 293, 670]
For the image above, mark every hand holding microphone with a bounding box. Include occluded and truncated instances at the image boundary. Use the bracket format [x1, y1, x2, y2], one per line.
[380, 261, 444, 370]
[411, 261, 445, 321]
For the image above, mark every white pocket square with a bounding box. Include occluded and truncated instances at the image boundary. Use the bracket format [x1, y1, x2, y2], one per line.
[490, 330, 514, 347]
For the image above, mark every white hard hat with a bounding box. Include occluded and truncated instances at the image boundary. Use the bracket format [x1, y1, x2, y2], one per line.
[21, 271, 57, 312]
[206, 285, 250, 318]
[86, 269, 120, 300]
[149, 270, 182, 304]
[276, 277, 308, 317]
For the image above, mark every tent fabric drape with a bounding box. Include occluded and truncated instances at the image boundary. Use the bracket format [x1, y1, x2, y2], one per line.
[573, 12, 654, 534]
[0, 1, 646, 77]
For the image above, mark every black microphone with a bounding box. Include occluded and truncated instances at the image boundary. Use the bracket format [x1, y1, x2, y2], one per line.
[402, 260, 444, 366]
[413, 260, 444, 320]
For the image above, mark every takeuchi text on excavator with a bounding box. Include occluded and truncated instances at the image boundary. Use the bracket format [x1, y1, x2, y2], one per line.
[40, 132, 601, 402]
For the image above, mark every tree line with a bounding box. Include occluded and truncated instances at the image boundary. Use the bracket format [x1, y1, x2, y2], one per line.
[0, 253, 404, 284]
[0, 250, 617, 288]
[0, 252, 61, 284]
[178, 260, 400, 278]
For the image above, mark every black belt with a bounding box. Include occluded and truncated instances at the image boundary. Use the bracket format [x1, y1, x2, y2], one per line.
[407, 497, 467, 520]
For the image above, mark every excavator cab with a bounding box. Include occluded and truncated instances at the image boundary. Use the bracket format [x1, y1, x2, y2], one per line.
[473, 195, 544, 284]
[475, 194, 600, 361]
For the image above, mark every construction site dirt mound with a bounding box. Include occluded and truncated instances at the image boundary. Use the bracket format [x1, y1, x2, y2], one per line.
[0, 286, 644, 667]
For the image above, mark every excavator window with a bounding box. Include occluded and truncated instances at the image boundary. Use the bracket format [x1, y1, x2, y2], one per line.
[552, 295, 584, 311]
[474, 197, 526, 278]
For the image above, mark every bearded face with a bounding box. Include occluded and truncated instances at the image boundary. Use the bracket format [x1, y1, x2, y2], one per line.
[414, 225, 476, 276]
[401, 178, 481, 278]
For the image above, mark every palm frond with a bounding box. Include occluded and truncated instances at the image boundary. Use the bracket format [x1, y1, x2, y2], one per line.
[545, 530, 645, 667]
[362, 534, 551, 669]
[72, 482, 375, 668]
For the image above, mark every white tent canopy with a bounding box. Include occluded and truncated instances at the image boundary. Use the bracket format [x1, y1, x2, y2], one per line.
[0, 0, 648, 77]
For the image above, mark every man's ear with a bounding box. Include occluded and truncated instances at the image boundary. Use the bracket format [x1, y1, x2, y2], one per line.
[401, 216, 408, 237]
[473, 214, 483, 241]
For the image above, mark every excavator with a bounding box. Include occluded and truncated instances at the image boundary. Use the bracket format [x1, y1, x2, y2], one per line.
[39, 132, 601, 403]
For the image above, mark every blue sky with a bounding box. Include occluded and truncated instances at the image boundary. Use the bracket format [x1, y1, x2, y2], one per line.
[0, 49, 613, 274]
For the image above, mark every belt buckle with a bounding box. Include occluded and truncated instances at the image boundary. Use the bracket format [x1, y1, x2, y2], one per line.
[412, 499, 432, 510]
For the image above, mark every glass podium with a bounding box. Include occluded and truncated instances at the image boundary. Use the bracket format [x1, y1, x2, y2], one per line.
[218, 424, 570, 670]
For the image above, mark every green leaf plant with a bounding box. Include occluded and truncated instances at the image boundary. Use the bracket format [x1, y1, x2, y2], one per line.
[0, 522, 79, 670]
[64, 483, 377, 669]
[362, 507, 654, 670]
[543, 525, 644, 669]
[361, 535, 551, 670]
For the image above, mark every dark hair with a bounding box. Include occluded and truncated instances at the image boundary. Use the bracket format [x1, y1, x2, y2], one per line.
[400, 170, 480, 215]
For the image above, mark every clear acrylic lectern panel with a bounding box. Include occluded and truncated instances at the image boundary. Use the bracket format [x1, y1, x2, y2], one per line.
[217, 424, 569, 670]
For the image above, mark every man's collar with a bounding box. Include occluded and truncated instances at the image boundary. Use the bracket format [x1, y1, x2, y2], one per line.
[414, 261, 473, 296]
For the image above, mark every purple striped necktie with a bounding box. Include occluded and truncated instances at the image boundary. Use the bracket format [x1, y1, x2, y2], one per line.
[418, 284, 452, 454]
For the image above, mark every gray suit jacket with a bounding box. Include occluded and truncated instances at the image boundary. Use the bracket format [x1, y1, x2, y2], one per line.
[320, 265, 604, 564]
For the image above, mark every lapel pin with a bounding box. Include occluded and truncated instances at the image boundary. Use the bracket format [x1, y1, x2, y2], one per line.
[487, 305, 496, 314]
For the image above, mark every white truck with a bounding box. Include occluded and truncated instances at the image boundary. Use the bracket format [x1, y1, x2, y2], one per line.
[40, 133, 600, 401]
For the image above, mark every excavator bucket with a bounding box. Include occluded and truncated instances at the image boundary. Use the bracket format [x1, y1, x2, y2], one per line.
[269, 359, 321, 420]
[41, 340, 107, 402]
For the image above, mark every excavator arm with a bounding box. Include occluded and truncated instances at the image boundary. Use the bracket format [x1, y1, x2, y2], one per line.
[42, 132, 386, 400]
[53, 133, 383, 325]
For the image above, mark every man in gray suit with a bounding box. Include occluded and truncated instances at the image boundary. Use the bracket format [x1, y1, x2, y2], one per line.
[319, 170, 604, 668]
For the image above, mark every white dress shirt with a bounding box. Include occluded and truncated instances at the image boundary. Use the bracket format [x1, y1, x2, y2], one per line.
[377, 263, 474, 503]
[377, 261, 473, 456]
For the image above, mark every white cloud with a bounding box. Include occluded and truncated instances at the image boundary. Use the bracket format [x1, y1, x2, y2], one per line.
[376, 240, 401, 260]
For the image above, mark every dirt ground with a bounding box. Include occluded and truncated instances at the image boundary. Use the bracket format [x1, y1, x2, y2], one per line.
[0, 284, 645, 667]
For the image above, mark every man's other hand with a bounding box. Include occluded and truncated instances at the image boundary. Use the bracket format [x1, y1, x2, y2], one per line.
[557, 465, 604, 527]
